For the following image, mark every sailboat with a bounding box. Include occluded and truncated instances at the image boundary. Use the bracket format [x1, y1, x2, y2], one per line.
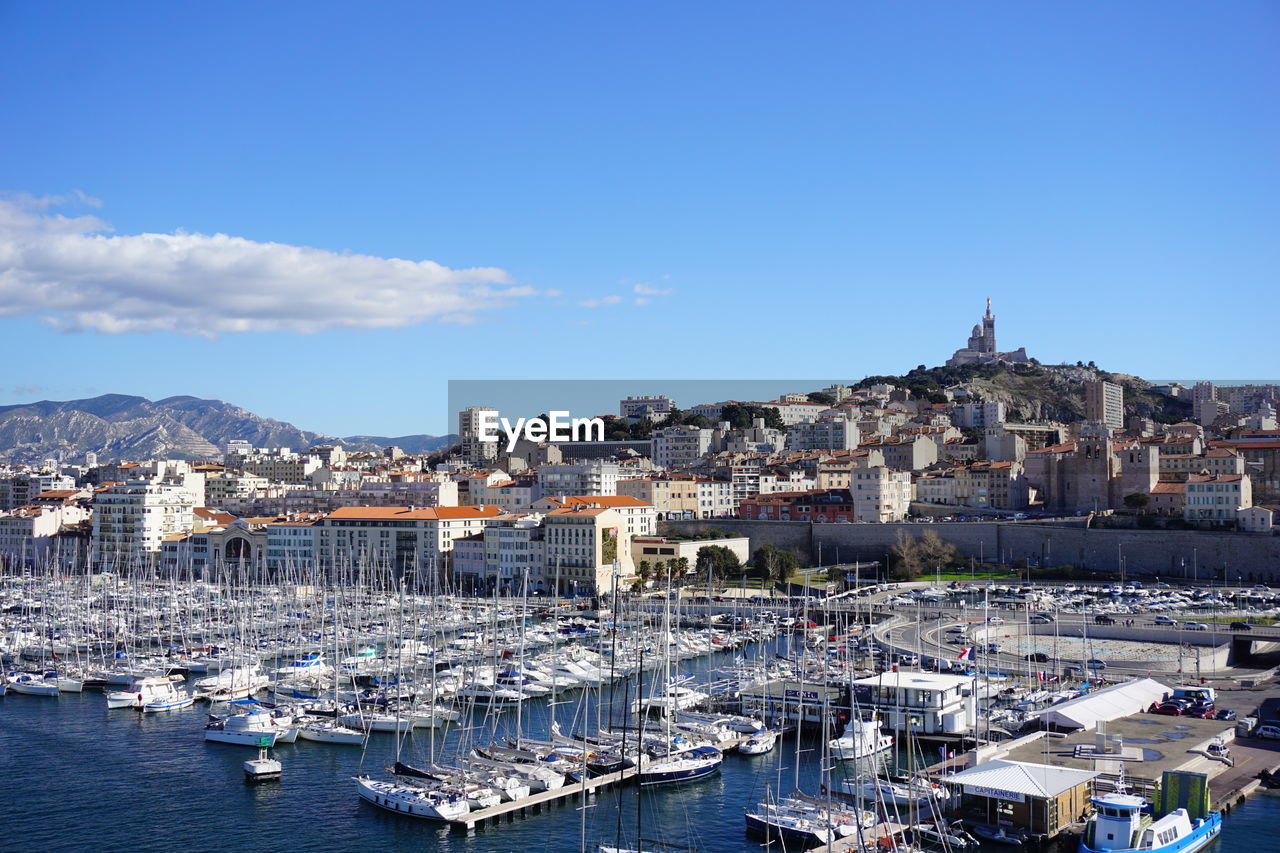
[298, 589, 364, 745]
[637, 593, 722, 786]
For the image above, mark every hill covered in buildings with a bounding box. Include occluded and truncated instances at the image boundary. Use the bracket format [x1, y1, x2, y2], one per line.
[0, 394, 451, 464]
[850, 361, 1192, 425]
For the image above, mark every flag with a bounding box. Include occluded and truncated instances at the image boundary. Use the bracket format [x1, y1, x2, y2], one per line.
[1037, 671, 1048, 681]
[957, 648, 973, 661]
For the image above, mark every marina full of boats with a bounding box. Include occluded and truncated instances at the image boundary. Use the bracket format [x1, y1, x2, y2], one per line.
[2, 571, 1254, 851]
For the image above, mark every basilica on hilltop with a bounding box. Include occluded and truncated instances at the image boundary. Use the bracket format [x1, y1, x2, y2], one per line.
[945, 298, 1031, 367]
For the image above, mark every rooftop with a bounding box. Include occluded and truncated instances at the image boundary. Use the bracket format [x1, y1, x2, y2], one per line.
[946, 759, 1098, 799]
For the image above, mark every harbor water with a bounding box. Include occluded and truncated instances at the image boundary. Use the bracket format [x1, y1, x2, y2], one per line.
[2, 679, 1273, 852]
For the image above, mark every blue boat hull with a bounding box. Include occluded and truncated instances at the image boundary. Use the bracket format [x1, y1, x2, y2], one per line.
[638, 761, 720, 786]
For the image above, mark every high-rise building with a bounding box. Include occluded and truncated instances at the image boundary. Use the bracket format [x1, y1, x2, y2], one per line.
[458, 406, 499, 465]
[1085, 380, 1125, 430]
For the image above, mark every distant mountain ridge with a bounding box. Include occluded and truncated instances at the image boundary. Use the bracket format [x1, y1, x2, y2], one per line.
[0, 394, 453, 464]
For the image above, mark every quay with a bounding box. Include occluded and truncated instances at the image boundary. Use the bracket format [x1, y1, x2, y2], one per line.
[450, 734, 745, 831]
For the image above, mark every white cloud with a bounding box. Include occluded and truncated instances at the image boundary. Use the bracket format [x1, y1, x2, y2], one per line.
[633, 282, 672, 297]
[0, 194, 530, 336]
[579, 294, 623, 308]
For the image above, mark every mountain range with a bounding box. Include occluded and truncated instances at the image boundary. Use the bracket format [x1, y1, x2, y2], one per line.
[0, 394, 454, 464]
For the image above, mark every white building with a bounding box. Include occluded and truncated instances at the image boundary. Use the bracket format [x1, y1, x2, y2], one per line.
[652, 425, 715, 470]
[537, 460, 620, 498]
[949, 401, 1007, 429]
[850, 671, 977, 735]
[788, 410, 860, 452]
[314, 505, 501, 583]
[458, 406, 500, 465]
[0, 503, 88, 565]
[452, 512, 546, 595]
[851, 466, 912, 523]
[205, 471, 270, 507]
[532, 495, 656, 538]
[1184, 472, 1251, 526]
[696, 478, 735, 519]
[620, 395, 674, 419]
[92, 481, 197, 564]
[265, 518, 319, 572]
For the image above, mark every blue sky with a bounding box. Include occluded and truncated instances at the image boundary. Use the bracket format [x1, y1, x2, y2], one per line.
[1, 2, 1276, 436]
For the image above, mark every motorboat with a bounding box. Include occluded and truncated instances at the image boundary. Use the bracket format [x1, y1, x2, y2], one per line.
[829, 716, 894, 761]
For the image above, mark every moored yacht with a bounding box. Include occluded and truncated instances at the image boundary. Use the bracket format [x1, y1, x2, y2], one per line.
[828, 715, 894, 761]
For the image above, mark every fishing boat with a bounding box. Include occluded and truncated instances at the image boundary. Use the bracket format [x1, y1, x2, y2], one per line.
[1079, 791, 1222, 853]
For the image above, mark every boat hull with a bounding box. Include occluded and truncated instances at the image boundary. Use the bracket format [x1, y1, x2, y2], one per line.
[1079, 811, 1221, 853]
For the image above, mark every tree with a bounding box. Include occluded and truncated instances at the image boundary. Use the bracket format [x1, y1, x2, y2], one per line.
[1123, 492, 1151, 512]
[720, 403, 787, 432]
[696, 545, 742, 580]
[886, 530, 958, 580]
[807, 391, 836, 407]
[887, 530, 923, 580]
[751, 544, 797, 585]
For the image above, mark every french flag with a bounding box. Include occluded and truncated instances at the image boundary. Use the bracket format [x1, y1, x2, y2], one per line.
[956, 648, 973, 661]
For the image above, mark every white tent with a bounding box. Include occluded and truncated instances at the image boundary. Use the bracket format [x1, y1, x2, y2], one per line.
[1028, 678, 1171, 731]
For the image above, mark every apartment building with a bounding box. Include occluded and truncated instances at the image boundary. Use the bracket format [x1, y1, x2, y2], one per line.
[652, 425, 715, 470]
[92, 480, 197, 564]
[851, 466, 912, 522]
[313, 505, 501, 583]
[542, 506, 635, 596]
[1184, 473, 1252, 527]
[532, 495, 656, 537]
[788, 411, 860, 452]
[1085, 380, 1125, 431]
[0, 502, 89, 565]
[536, 460, 620, 498]
[617, 475, 700, 520]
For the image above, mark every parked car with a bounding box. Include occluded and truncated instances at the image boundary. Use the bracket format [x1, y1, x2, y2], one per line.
[1230, 622, 1252, 631]
[1154, 702, 1187, 716]
[1087, 658, 1108, 669]
[1186, 704, 1215, 719]
[1254, 725, 1280, 740]
[1025, 652, 1051, 663]
[894, 654, 920, 666]
[1215, 709, 1238, 721]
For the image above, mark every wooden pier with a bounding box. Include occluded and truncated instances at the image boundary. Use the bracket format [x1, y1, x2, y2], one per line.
[449, 735, 744, 831]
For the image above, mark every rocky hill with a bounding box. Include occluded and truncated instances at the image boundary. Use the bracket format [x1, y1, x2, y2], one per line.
[852, 362, 1192, 425]
[0, 394, 451, 464]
